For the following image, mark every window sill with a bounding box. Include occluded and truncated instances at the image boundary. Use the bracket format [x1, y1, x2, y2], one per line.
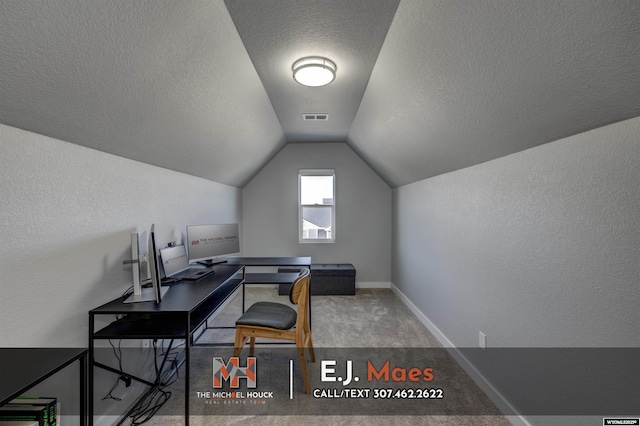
[299, 239, 335, 244]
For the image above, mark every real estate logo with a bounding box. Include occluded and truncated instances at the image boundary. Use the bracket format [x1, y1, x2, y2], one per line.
[212, 357, 257, 389]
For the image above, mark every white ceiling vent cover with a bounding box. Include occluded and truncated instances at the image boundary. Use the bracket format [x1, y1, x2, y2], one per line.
[303, 113, 329, 121]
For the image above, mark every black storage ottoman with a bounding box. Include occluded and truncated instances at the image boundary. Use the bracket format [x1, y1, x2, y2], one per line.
[278, 264, 356, 295]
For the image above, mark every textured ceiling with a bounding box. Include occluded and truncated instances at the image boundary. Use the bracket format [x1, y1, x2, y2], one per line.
[0, 0, 284, 187]
[349, 0, 640, 186]
[1, 1, 639, 188]
[225, 0, 399, 143]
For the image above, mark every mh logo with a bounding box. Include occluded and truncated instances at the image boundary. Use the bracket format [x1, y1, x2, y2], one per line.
[213, 357, 257, 388]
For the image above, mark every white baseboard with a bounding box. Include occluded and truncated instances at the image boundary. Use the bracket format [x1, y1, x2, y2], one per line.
[356, 281, 391, 289]
[390, 283, 531, 426]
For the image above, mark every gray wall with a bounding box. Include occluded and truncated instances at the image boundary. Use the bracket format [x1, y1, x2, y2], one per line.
[0, 123, 242, 346]
[242, 143, 392, 285]
[392, 115, 640, 348]
[1, 123, 242, 424]
[392, 116, 640, 423]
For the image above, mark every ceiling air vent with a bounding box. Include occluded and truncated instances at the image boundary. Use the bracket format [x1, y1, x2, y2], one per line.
[303, 113, 329, 121]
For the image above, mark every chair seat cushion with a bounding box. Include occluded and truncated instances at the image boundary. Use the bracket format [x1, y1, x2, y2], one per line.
[235, 301, 297, 330]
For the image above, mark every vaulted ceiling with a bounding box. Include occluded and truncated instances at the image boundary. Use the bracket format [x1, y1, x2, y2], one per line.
[1, 1, 639, 188]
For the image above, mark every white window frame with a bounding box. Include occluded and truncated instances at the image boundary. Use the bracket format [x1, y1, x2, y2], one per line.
[298, 169, 336, 244]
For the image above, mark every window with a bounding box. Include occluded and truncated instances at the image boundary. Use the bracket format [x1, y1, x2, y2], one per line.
[299, 169, 335, 243]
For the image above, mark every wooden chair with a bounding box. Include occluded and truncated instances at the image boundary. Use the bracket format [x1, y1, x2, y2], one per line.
[233, 268, 315, 394]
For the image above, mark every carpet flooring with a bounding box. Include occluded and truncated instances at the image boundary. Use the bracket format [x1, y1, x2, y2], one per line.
[123, 287, 512, 425]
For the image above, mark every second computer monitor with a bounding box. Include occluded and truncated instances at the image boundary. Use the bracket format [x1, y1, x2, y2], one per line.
[187, 223, 240, 263]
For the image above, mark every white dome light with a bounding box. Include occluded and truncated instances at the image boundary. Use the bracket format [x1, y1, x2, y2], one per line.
[292, 57, 337, 87]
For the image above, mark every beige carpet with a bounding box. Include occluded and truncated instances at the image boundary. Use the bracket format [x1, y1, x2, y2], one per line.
[127, 288, 512, 425]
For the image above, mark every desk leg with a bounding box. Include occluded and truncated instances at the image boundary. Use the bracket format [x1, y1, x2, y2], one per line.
[88, 313, 94, 426]
[185, 318, 190, 426]
[80, 350, 87, 426]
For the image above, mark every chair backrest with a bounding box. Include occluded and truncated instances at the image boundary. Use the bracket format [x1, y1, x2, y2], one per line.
[289, 268, 310, 305]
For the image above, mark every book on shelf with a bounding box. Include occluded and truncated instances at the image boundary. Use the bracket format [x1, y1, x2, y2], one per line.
[0, 405, 48, 426]
[8, 398, 56, 426]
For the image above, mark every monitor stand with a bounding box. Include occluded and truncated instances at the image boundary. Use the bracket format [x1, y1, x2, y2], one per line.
[197, 259, 228, 266]
[123, 286, 170, 304]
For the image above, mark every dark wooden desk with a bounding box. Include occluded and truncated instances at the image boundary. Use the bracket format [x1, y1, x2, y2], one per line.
[88, 263, 244, 426]
[243, 272, 301, 285]
[225, 256, 311, 268]
[0, 348, 87, 424]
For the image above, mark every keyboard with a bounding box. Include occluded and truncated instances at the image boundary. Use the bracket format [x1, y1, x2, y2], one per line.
[172, 267, 215, 281]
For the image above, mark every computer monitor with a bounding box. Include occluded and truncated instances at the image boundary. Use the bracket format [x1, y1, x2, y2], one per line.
[124, 230, 147, 298]
[187, 223, 240, 264]
[124, 224, 169, 304]
[160, 244, 190, 278]
[148, 223, 163, 303]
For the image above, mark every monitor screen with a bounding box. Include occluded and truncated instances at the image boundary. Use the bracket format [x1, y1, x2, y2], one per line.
[148, 223, 163, 303]
[187, 223, 240, 262]
[160, 245, 190, 278]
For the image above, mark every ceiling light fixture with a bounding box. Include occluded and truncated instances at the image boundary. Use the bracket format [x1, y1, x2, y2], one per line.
[292, 56, 337, 87]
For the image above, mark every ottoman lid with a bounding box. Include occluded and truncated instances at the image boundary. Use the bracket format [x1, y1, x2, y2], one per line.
[311, 263, 356, 276]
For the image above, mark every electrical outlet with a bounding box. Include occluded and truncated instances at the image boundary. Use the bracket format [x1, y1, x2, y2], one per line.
[479, 331, 487, 351]
[119, 375, 131, 387]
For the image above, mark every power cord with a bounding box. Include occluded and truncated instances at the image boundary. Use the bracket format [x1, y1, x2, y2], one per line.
[121, 278, 154, 300]
[121, 384, 171, 425]
[101, 339, 124, 401]
[115, 339, 182, 425]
